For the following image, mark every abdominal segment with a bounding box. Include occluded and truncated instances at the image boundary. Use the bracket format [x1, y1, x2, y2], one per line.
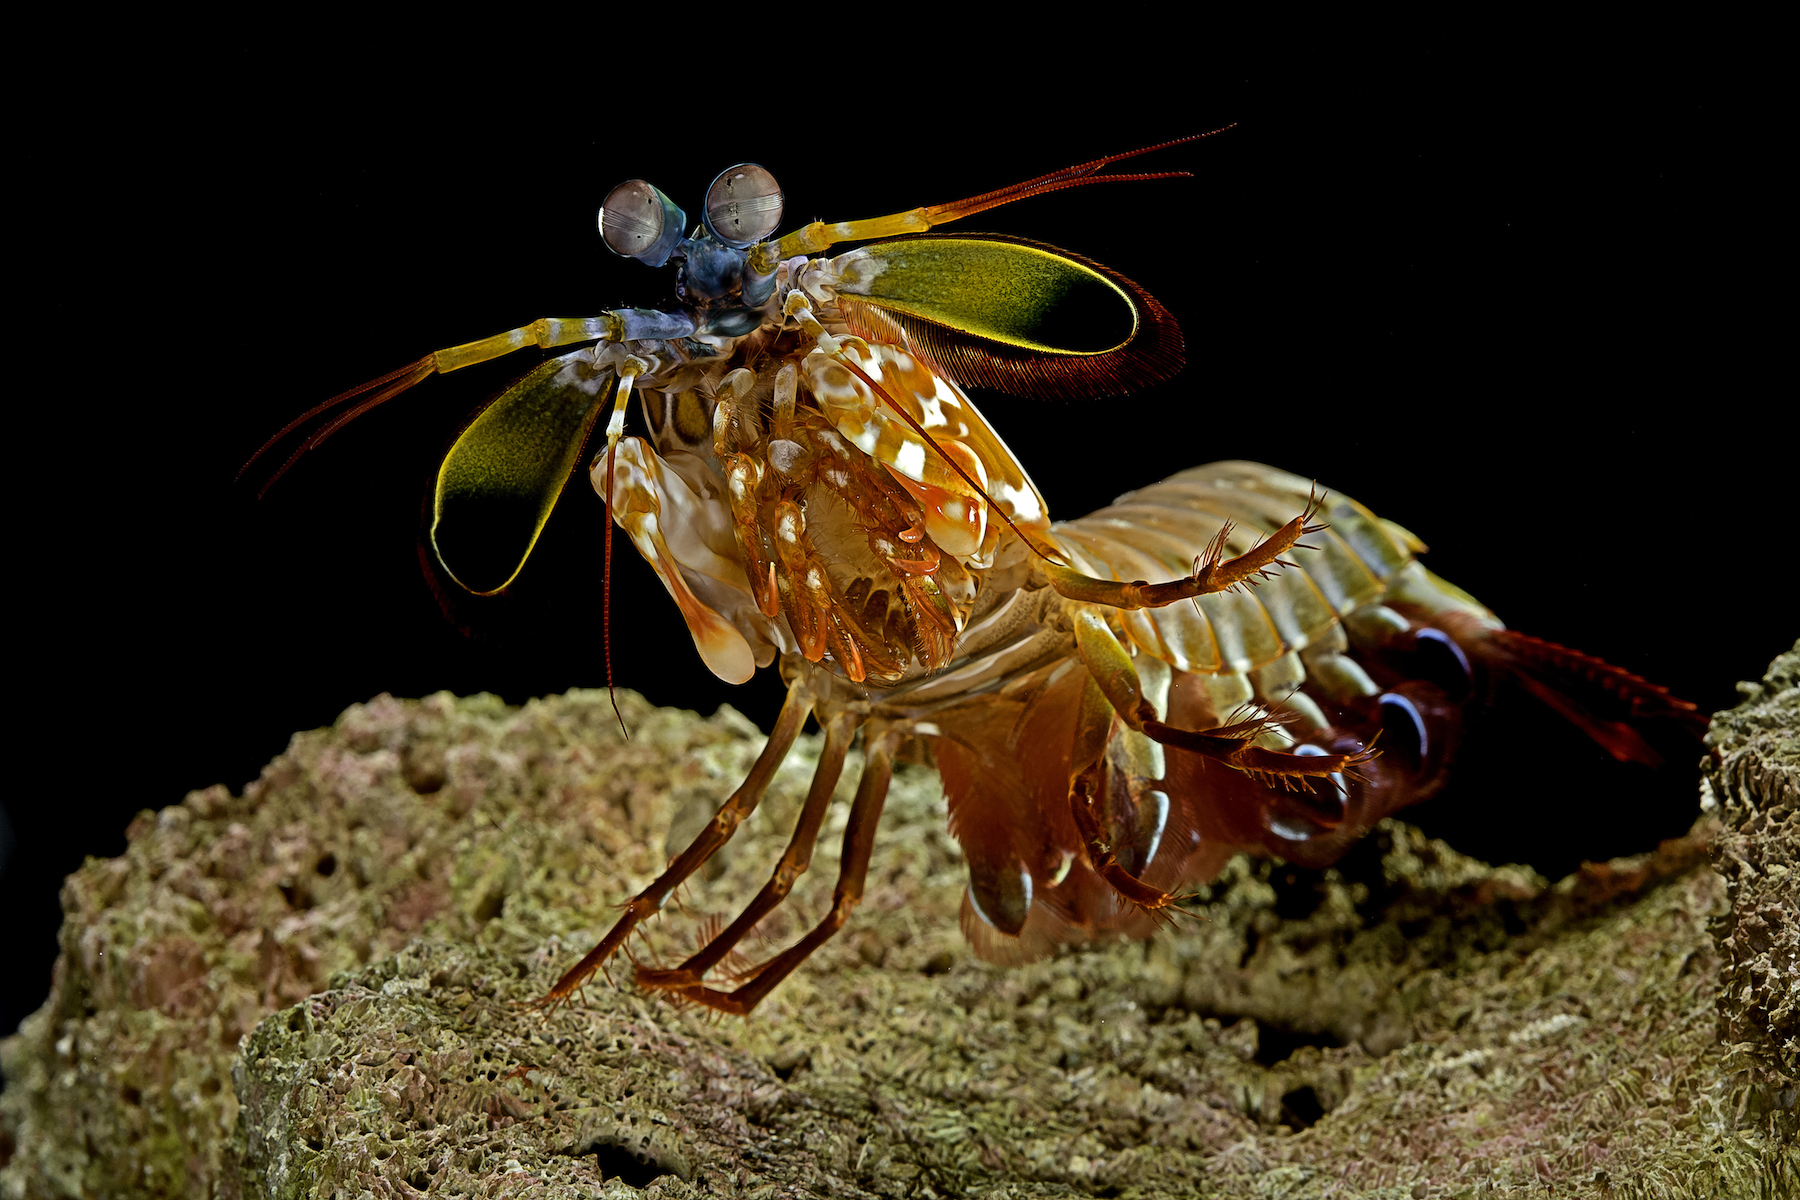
[936, 623, 1474, 966]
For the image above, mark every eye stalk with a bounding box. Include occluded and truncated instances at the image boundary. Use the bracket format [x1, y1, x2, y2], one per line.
[703, 164, 783, 249]
[599, 179, 687, 267]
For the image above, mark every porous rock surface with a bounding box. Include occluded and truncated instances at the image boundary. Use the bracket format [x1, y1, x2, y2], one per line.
[1, 652, 1795, 1198]
[1702, 641, 1799, 1140]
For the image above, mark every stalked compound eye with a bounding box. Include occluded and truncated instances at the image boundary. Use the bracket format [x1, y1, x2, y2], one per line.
[702, 164, 783, 249]
[599, 180, 687, 267]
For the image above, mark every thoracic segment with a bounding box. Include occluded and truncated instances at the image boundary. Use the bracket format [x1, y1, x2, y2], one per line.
[711, 360, 981, 683]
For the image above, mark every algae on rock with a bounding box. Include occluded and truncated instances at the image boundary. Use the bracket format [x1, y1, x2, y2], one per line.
[4, 649, 1799, 1197]
[223, 819, 1787, 1198]
[0, 690, 805, 1198]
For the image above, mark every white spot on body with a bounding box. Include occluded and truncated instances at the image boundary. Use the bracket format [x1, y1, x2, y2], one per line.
[916, 392, 948, 429]
[768, 439, 805, 474]
[894, 439, 926, 481]
[1267, 819, 1317, 842]
[994, 481, 1043, 523]
[1138, 789, 1170, 870]
[834, 419, 879, 457]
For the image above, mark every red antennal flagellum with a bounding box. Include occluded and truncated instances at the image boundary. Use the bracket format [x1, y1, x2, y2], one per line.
[238, 355, 437, 495]
[922, 126, 1236, 224]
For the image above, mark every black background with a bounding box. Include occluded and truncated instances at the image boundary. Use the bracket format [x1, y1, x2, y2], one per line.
[8, 56, 1789, 1039]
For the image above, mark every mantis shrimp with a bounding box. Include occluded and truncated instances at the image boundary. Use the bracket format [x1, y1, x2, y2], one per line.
[249, 133, 1703, 1015]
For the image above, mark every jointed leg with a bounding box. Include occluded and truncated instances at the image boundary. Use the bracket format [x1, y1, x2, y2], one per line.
[1067, 615, 1378, 916]
[637, 709, 862, 995]
[665, 730, 900, 1015]
[1071, 608, 1365, 784]
[535, 677, 815, 1007]
[1064, 674, 1180, 910]
[1042, 491, 1324, 611]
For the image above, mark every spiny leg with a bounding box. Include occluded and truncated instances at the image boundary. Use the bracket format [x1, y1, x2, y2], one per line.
[1062, 672, 1298, 918]
[1064, 674, 1181, 911]
[1040, 490, 1324, 611]
[637, 709, 862, 997]
[534, 676, 815, 1008]
[667, 730, 899, 1016]
[1072, 609, 1367, 783]
[1065, 613, 1378, 916]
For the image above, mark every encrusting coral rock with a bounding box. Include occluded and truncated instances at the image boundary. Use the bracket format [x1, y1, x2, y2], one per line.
[3, 648, 1797, 1197]
[1702, 642, 1799, 1141]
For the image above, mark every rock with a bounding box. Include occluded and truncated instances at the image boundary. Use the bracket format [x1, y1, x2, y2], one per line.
[3, 656, 1797, 1198]
[1703, 640, 1799, 1139]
